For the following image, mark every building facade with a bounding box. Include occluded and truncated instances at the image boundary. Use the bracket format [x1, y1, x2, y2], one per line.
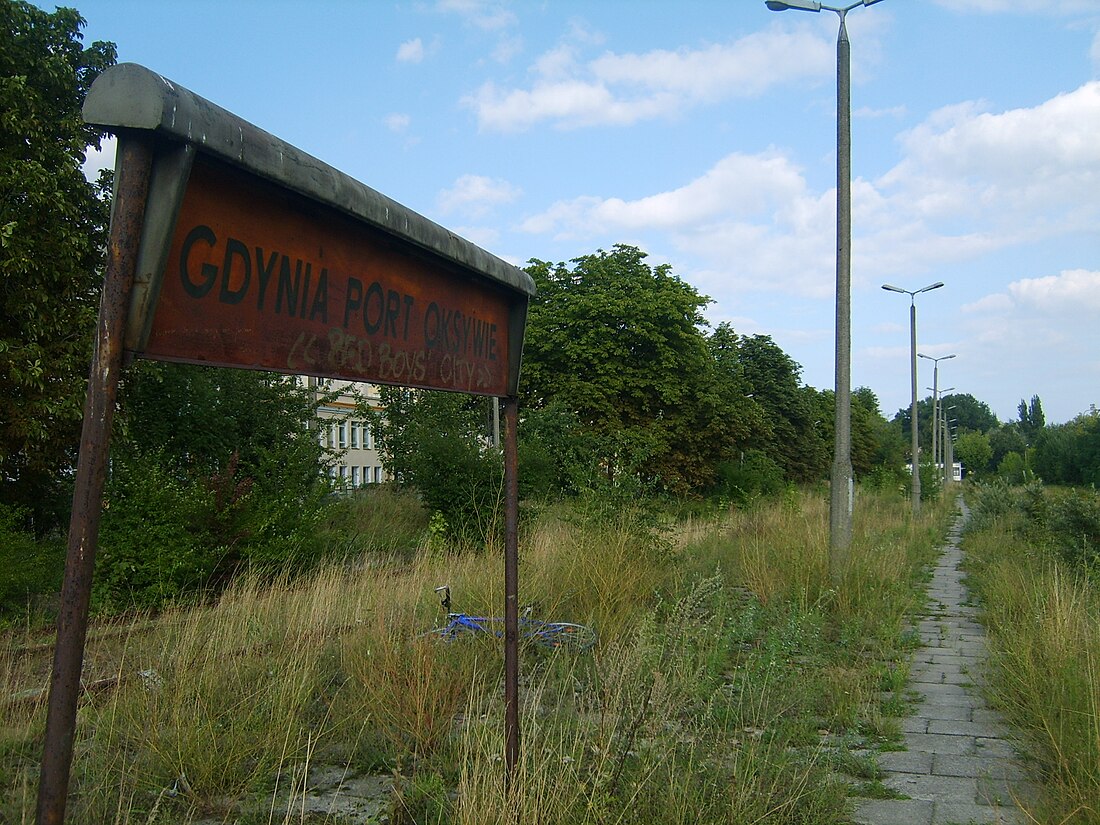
[304, 378, 388, 488]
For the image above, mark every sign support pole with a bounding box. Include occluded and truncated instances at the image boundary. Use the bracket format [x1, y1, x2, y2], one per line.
[502, 396, 520, 790]
[37, 133, 153, 825]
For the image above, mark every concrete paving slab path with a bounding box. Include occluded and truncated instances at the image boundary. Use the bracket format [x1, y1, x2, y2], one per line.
[852, 500, 1038, 825]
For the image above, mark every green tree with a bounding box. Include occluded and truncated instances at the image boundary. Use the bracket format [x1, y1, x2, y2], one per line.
[944, 393, 1000, 435]
[94, 363, 333, 608]
[954, 431, 993, 479]
[738, 334, 821, 482]
[0, 3, 115, 530]
[989, 424, 1027, 472]
[997, 451, 1027, 484]
[1017, 395, 1045, 445]
[893, 393, 998, 453]
[850, 386, 896, 478]
[704, 322, 773, 479]
[521, 245, 714, 493]
[1034, 411, 1100, 486]
[364, 386, 502, 545]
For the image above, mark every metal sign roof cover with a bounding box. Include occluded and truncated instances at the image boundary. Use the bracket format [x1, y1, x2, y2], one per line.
[82, 63, 535, 397]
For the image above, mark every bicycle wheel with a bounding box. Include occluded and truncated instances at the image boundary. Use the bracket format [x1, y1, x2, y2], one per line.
[527, 622, 597, 651]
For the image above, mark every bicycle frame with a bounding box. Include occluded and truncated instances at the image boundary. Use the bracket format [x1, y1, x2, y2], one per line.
[425, 586, 596, 650]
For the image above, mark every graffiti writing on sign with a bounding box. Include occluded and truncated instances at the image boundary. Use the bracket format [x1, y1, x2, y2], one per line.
[142, 158, 512, 396]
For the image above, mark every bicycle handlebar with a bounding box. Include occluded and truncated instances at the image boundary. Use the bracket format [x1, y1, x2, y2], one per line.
[434, 585, 451, 612]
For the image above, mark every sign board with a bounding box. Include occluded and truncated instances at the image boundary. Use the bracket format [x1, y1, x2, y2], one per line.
[149, 156, 513, 394]
[82, 63, 534, 396]
[40, 64, 533, 825]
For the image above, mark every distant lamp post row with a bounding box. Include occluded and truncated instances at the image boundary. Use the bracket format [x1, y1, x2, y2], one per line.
[766, 0, 886, 560]
[920, 352, 956, 490]
[882, 282, 943, 516]
[936, 391, 956, 483]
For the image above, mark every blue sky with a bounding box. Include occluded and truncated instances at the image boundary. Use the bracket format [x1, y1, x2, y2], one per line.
[61, 0, 1100, 424]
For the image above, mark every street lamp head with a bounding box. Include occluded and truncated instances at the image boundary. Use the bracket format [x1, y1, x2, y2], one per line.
[765, 0, 822, 11]
[881, 283, 907, 294]
[918, 281, 945, 294]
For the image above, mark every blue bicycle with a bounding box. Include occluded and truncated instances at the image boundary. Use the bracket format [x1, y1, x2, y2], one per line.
[421, 586, 597, 651]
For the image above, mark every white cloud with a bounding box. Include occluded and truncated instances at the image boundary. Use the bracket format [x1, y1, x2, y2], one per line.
[933, 0, 1100, 13]
[873, 82, 1100, 264]
[396, 38, 425, 63]
[438, 174, 521, 218]
[465, 27, 834, 132]
[383, 113, 411, 133]
[1007, 268, 1100, 312]
[521, 151, 806, 235]
[491, 35, 524, 64]
[520, 150, 842, 297]
[518, 79, 1100, 312]
[962, 269, 1100, 349]
[435, 0, 516, 31]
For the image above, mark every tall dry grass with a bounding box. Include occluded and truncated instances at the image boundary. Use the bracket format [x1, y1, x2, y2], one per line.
[964, 516, 1100, 824]
[1, 485, 948, 823]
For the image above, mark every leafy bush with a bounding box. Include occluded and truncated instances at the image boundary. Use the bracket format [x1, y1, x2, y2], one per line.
[96, 450, 333, 611]
[1046, 488, 1100, 569]
[969, 481, 1100, 571]
[862, 462, 908, 494]
[997, 451, 1028, 484]
[367, 388, 506, 548]
[89, 364, 335, 611]
[95, 454, 221, 611]
[0, 503, 64, 621]
[966, 477, 1021, 533]
[713, 450, 785, 504]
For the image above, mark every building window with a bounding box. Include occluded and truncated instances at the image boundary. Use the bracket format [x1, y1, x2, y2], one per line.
[338, 421, 347, 449]
[351, 466, 359, 486]
[350, 421, 359, 449]
[363, 422, 372, 450]
[374, 466, 383, 484]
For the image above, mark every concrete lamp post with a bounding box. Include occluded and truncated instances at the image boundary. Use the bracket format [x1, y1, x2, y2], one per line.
[882, 282, 944, 517]
[926, 385, 955, 486]
[766, 0, 886, 561]
[920, 351, 956, 492]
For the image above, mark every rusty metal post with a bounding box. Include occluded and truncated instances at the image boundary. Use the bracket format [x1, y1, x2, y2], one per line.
[37, 133, 153, 825]
[502, 396, 520, 790]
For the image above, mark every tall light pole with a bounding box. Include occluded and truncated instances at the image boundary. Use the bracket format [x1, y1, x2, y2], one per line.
[766, 0, 886, 560]
[942, 403, 957, 481]
[944, 405, 957, 483]
[924, 387, 950, 477]
[920, 351, 956, 490]
[882, 282, 944, 516]
[946, 428, 955, 482]
[926, 384, 955, 485]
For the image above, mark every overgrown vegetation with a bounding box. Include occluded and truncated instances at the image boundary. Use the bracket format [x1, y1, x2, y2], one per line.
[963, 480, 1100, 824]
[1, 488, 947, 823]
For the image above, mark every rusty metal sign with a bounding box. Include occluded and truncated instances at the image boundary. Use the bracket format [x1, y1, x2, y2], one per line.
[146, 156, 514, 395]
[36, 63, 534, 825]
[82, 62, 533, 397]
